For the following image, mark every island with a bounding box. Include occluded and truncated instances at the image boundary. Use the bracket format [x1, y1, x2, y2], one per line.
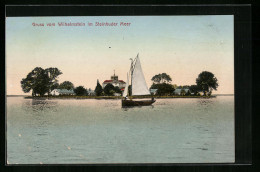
[21, 67, 219, 99]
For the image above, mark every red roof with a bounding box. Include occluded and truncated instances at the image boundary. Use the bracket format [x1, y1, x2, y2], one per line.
[103, 80, 126, 83]
[119, 80, 126, 83]
[103, 80, 113, 83]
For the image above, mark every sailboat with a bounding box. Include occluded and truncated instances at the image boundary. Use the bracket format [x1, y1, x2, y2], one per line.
[122, 54, 156, 106]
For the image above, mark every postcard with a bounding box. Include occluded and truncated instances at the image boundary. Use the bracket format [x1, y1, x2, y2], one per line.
[6, 15, 234, 164]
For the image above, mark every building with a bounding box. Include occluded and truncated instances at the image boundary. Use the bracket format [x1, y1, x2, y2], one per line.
[173, 88, 190, 95]
[88, 88, 96, 96]
[102, 71, 126, 89]
[51, 89, 75, 96]
[113, 93, 121, 96]
[150, 89, 158, 95]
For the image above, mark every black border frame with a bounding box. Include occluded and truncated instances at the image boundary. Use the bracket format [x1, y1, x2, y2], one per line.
[1, 3, 256, 172]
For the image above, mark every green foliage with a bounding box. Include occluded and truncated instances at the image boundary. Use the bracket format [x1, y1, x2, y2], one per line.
[185, 90, 191, 96]
[109, 89, 115, 95]
[94, 80, 103, 96]
[104, 83, 115, 96]
[102, 84, 122, 96]
[176, 86, 182, 89]
[59, 81, 74, 90]
[45, 67, 63, 93]
[51, 82, 59, 91]
[151, 73, 172, 84]
[180, 89, 186, 96]
[181, 89, 186, 96]
[196, 71, 219, 96]
[177, 85, 189, 89]
[189, 85, 201, 95]
[150, 83, 175, 96]
[21, 67, 62, 96]
[74, 86, 88, 96]
[172, 84, 178, 89]
[182, 85, 190, 89]
[46, 67, 62, 82]
[114, 86, 122, 94]
[21, 67, 48, 96]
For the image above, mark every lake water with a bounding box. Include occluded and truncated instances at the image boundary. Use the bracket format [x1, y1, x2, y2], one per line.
[7, 96, 234, 164]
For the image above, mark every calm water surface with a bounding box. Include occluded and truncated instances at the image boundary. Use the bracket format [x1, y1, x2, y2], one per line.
[7, 96, 234, 164]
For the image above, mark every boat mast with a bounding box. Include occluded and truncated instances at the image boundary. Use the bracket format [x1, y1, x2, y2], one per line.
[130, 54, 138, 96]
[130, 60, 133, 96]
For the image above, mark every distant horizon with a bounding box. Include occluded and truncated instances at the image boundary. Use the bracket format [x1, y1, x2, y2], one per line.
[6, 93, 235, 96]
[6, 16, 234, 95]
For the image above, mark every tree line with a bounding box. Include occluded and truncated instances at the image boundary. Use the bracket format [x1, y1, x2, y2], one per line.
[149, 72, 218, 96]
[21, 67, 218, 97]
[20, 67, 90, 96]
[21, 67, 125, 96]
[94, 81, 122, 96]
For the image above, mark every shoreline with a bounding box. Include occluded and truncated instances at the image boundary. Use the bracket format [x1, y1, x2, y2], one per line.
[23, 95, 217, 99]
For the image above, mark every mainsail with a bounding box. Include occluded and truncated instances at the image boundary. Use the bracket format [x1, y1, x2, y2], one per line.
[123, 72, 129, 97]
[132, 55, 150, 96]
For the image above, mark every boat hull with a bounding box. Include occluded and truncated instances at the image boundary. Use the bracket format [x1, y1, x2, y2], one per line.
[122, 99, 156, 107]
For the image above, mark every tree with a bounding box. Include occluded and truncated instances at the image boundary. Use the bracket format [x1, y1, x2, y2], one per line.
[109, 89, 115, 95]
[182, 85, 190, 89]
[21, 67, 62, 96]
[180, 89, 186, 96]
[161, 73, 172, 83]
[189, 85, 201, 95]
[94, 80, 103, 96]
[59, 81, 74, 90]
[172, 84, 178, 89]
[151, 73, 172, 84]
[104, 83, 115, 96]
[185, 90, 191, 96]
[74, 86, 88, 96]
[21, 67, 50, 96]
[150, 83, 175, 96]
[45, 67, 62, 94]
[114, 86, 122, 94]
[50, 82, 59, 91]
[176, 86, 182, 89]
[21, 74, 35, 95]
[151, 74, 161, 84]
[196, 71, 219, 96]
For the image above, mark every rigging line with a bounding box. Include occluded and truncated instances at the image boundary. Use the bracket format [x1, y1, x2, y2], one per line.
[129, 54, 139, 96]
[132, 55, 138, 72]
[130, 55, 138, 78]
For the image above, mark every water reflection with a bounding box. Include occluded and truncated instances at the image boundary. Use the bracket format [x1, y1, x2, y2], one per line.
[121, 105, 154, 111]
[7, 96, 234, 163]
[197, 99, 214, 109]
[24, 99, 58, 113]
[32, 99, 48, 105]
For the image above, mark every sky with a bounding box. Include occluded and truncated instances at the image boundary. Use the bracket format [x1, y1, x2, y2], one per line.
[6, 16, 234, 95]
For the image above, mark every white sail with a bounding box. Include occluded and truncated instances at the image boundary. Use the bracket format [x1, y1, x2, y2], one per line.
[123, 72, 129, 97]
[132, 55, 150, 96]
